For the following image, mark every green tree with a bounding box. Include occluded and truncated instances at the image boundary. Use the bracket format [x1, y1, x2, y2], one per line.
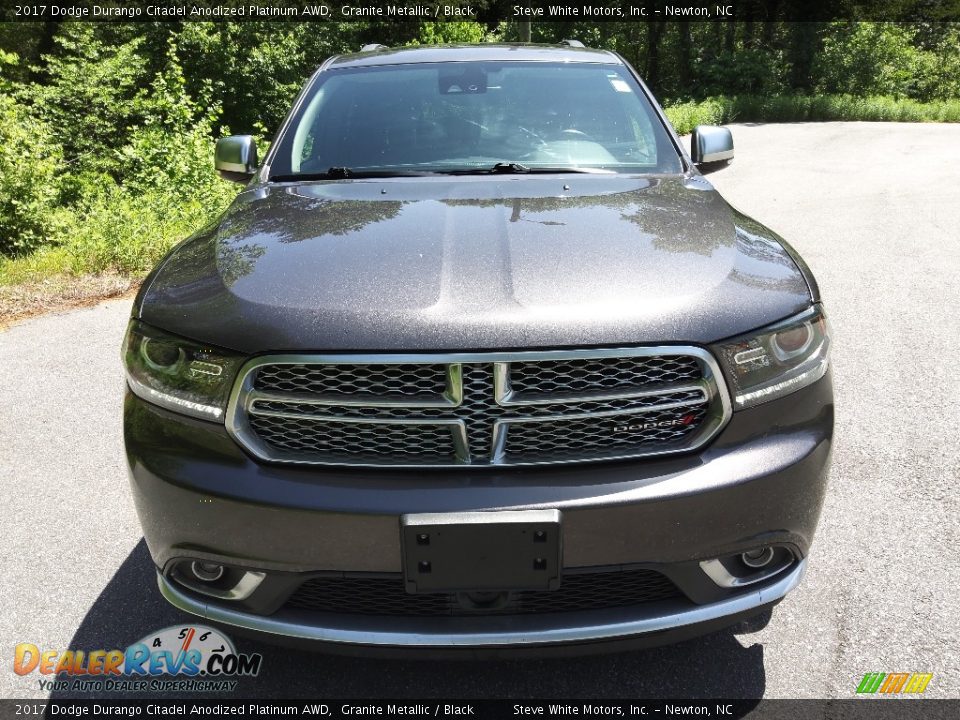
[0, 51, 62, 256]
[815, 22, 960, 101]
[24, 24, 151, 183]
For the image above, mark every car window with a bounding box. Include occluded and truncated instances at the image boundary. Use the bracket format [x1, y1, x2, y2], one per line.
[271, 61, 682, 177]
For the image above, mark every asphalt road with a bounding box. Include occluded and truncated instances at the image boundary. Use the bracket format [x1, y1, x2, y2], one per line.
[2, 123, 958, 702]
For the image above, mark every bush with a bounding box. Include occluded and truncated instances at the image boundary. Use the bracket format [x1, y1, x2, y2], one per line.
[663, 98, 727, 134]
[25, 25, 152, 183]
[56, 43, 237, 274]
[57, 185, 224, 277]
[664, 94, 960, 135]
[0, 54, 63, 256]
[412, 22, 489, 45]
[697, 47, 789, 98]
[0, 39, 237, 273]
[814, 23, 960, 102]
[174, 22, 359, 136]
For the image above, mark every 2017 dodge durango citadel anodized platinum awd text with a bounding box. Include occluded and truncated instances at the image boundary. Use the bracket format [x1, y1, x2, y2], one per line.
[123, 43, 833, 654]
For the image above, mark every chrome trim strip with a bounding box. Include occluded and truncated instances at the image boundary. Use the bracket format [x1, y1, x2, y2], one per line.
[495, 395, 708, 424]
[240, 415, 470, 465]
[224, 347, 733, 469]
[490, 421, 509, 464]
[224, 571, 267, 600]
[157, 560, 805, 647]
[243, 362, 462, 409]
[491, 399, 718, 466]
[246, 385, 710, 425]
[493, 349, 708, 408]
[496, 382, 708, 407]
[216, 160, 252, 175]
[170, 569, 266, 601]
[230, 347, 724, 366]
[190, 571, 267, 601]
[699, 557, 796, 589]
[493, 362, 511, 405]
[450, 421, 471, 463]
[247, 390, 458, 410]
[246, 410, 464, 427]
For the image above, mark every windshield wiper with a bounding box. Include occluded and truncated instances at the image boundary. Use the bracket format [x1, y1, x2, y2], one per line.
[443, 163, 615, 175]
[270, 163, 617, 182]
[270, 167, 439, 182]
[492, 162, 531, 174]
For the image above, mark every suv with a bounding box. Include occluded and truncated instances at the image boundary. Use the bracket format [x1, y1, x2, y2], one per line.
[124, 43, 833, 654]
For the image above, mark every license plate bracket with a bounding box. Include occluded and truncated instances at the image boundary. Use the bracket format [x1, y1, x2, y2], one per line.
[401, 510, 562, 594]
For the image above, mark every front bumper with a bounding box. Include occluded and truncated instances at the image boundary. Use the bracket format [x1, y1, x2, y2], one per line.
[157, 560, 804, 653]
[125, 371, 833, 651]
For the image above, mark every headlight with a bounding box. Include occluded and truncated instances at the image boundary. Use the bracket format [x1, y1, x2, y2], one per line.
[712, 306, 831, 409]
[123, 321, 244, 421]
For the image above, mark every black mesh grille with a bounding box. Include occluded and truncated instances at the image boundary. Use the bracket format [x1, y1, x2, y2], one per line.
[504, 406, 709, 461]
[254, 363, 448, 399]
[459, 364, 500, 461]
[285, 568, 683, 617]
[508, 356, 701, 397]
[248, 415, 456, 462]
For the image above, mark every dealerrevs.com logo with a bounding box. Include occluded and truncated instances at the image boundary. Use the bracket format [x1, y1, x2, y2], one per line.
[14, 625, 262, 693]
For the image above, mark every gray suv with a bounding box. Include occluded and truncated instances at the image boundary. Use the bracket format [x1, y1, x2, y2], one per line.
[123, 43, 833, 654]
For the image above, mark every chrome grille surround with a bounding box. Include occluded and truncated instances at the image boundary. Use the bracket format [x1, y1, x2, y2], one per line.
[225, 348, 732, 468]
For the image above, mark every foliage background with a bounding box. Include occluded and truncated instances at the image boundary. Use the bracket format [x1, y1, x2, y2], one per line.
[0, 18, 958, 282]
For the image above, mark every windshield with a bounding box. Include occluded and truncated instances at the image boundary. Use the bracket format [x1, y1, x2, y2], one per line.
[268, 61, 683, 178]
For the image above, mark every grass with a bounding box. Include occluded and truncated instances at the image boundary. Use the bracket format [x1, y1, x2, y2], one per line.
[0, 189, 232, 286]
[0, 272, 138, 328]
[0, 183, 235, 325]
[664, 94, 960, 134]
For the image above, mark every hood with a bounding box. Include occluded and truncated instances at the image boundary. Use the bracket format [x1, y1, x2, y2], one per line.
[137, 175, 813, 353]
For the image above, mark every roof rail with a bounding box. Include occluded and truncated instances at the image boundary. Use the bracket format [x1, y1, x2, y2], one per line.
[560, 39, 585, 48]
[360, 44, 389, 52]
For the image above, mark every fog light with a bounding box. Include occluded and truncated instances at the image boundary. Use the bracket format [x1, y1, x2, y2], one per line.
[172, 560, 267, 601]
[191, 561, 225, 582]
[700, 546, 795, 588]
[741, 547, 775, 568]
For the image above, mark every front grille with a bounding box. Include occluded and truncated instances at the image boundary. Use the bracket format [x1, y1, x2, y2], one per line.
[227, 349, 730, 467]
[504, 406, 710, 462]
[508, 356, 701, 397]
[285, 568, 683, 617]
[248, 415, 456, 463]
[255, 362, 449, 400]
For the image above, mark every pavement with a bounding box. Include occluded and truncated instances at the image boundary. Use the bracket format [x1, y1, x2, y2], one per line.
[1, 122, 958, 701]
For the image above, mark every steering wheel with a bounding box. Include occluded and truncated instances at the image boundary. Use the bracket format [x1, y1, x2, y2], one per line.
[555, 128, 597, 142]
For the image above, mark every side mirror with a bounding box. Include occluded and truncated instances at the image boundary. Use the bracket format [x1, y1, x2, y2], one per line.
[215, 135, 258, 183]
[691, 125, 734, 173]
